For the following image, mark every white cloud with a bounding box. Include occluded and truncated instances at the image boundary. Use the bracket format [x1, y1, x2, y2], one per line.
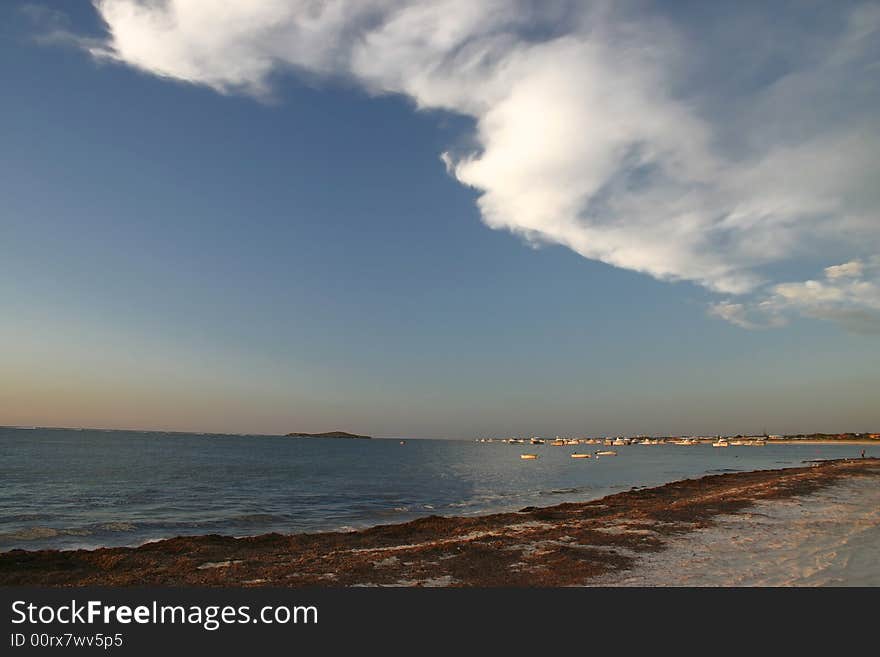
[825, 260, 864, 280]
[708, 299, 789, 331]
[708, 302, 773, 331]
[710, 259, 880, 333]
[64, 1, 880, 326]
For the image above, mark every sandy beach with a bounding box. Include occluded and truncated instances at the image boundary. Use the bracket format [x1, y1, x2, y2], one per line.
[592, 472, 880, 586]
[2, 457, 878, 587]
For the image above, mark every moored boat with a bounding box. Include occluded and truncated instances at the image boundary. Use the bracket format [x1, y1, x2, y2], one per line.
[520, 453, 539, 460]
[570, 453, 591, 459]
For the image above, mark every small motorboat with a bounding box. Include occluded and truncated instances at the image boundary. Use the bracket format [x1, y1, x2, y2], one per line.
[713, 439, 729, 448]
[595, 450, 617, 456]
[570, 453, 591, 459]
[520, 453, 539, 460]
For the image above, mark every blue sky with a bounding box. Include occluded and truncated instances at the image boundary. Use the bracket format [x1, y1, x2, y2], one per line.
[1, 2, 878, 438]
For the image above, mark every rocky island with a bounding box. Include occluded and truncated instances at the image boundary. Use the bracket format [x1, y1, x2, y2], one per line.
[284, 431, 372, 439]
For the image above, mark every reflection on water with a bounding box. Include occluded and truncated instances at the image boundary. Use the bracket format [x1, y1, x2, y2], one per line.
[2, 427, 879, 552]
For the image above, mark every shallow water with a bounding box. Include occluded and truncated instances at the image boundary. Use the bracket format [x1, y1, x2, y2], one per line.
[2, 427, 878, 551]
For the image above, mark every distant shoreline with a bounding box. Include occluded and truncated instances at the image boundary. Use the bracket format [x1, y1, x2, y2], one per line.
[2, 426, 878, 443]
[767, 439, 878, 445]
[3, 458, 877, 587]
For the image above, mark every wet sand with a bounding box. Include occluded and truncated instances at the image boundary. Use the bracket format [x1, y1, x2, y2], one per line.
[2, 458, 878, 587]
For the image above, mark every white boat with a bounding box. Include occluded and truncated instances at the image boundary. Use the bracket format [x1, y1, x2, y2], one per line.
[550, 439, 566, 446]
[612, 438, 627, 446]
[520, 453, 539, 460]
[712, 439, 729, 448]
[530, 438, 545, 445]
[570, 453, 591, 459]
[595, 450, 617, 456]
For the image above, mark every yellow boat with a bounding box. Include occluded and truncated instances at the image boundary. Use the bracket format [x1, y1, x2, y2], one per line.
[520, 453, 539, 460]
[570, 453, 591, 459]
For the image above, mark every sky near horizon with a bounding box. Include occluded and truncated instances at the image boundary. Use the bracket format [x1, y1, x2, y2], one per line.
[1, 1, 879, 438]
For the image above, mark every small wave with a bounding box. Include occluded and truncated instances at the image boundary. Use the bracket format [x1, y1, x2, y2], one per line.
[227, 514, 286, 525]
[6, 527, 59, 540]
[1, 526, 93, 541]
[540, 487, 583, 496]
[0, 513, 57, 523]
[98, 522, 136, 532]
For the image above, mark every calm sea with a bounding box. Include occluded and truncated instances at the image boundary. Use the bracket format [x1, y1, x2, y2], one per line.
[2, 427, 878, 552]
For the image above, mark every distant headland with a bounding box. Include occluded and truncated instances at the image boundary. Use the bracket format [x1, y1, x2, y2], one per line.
[284, 431, 372, 439]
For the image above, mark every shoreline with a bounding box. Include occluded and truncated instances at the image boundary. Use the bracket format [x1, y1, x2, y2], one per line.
[2, 458, 878, 587]
[765, 439, 878, 445]
[591, 471, 880, 586]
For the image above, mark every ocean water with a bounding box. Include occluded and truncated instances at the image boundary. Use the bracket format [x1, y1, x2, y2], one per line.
[2, 427, 878, 552]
